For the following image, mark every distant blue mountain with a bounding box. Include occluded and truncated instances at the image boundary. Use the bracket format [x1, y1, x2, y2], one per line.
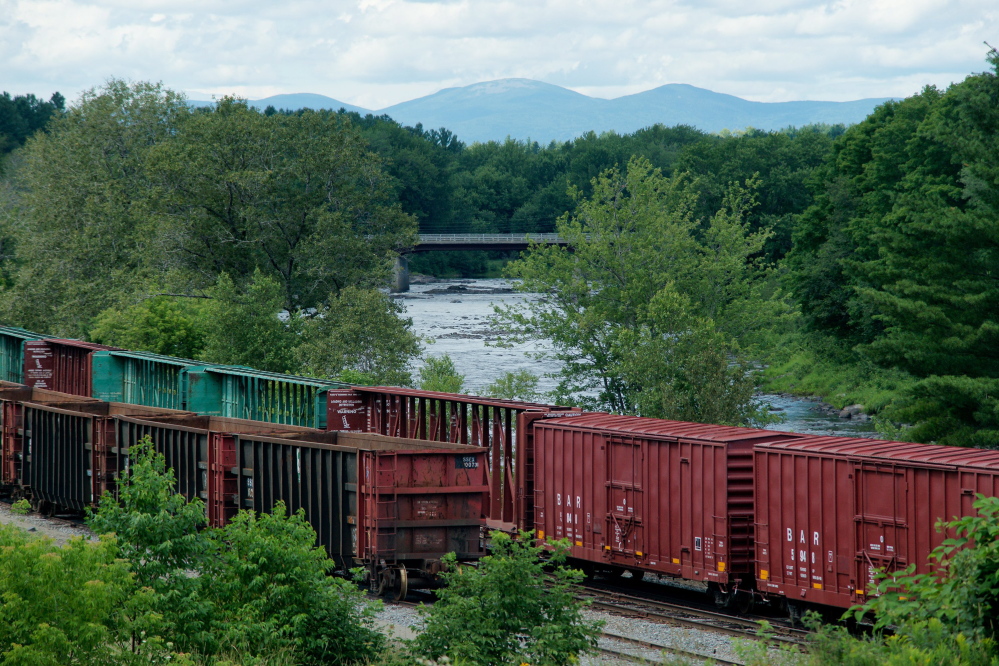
[249, 93, 368, 115]
[189, 79, 894, 144]
[186, 93, 367, 115]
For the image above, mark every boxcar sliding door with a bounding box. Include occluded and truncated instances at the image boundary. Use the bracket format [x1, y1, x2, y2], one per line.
[854, 463, 909, 596]
[605, 437, 644, 560]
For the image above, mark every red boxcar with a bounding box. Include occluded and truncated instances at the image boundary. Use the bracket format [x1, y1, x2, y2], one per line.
[530, 413, 798, 603]
[328, 387, 580, 529]
[113, 414, 488, 598]
[754, 437, 999, 614]
[23, 339, 119, 396]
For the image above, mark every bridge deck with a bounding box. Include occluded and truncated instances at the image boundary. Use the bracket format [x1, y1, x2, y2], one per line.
[414, 233, 567, 251]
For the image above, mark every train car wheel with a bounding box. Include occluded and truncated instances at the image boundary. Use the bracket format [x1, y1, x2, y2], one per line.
[392, 567, 408, 601]
[709, 582, 729, 608]
[786, 600, 804, 627]
[733, 590, 754, 614]
[376, 568, 389, 597]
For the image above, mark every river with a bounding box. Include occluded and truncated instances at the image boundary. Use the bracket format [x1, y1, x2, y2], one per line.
[394, 278, 878, 438]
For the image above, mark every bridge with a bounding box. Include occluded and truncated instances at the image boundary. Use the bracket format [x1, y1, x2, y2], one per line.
[413, 233, 567, 252]
[392, 233, 569, 291]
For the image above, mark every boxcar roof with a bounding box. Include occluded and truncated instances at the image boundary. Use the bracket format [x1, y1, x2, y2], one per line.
[0, 326, 56, 341]
[28, 338, 120, 351]
[532, 412, 801, 443]
[94, 349, 210, 366]
[757, 436, 999, 470]
[191, 364, 346, 387]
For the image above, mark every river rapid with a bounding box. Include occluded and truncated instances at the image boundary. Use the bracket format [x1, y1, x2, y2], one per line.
[394, 278, 878, 438]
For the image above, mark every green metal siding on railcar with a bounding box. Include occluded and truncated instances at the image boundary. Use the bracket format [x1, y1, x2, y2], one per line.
[185, 366, 346, 429]
[91, 351, 212, 411]
[0, 326, 56, 384]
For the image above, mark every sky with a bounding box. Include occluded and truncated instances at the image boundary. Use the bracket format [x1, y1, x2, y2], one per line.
[2, 0, 997, 109]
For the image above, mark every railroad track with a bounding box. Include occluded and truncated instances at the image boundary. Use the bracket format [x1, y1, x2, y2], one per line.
[597, 631, 744, 665]
[384, 592, 780, 666]
[580, 584, 809, 647]
[386, 597, 744, 665]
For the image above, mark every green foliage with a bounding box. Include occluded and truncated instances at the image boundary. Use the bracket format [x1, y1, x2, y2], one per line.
[782, 614, 999, 666]
[418, 354, 465, 393]
[9, 499, 29, 515]
[780, 52, 999, 442]
[204, 503, 384, 665]
[497, 156, 791, 420]
[198, 269, 297, 373]
[676, 126, 835, 262]
[0, 525, 173, 666]
[859, 494, 999, 642]
[408, 251, 489, 278]
[90, 295, 207, 358]
[762, 340, 917, 414]
[297, 286, 421, 386]
[413, 531, 601, 666]
[87, 436, 211, 651]
[483, 369, 541, 401]
[146, 98, 417, 311]
[0, 91, 64, 159]
[615, 285, 777, 426]
[0, 80, 188, 337]
[88, 435, 383, 665]
[884, 376, 999, 447]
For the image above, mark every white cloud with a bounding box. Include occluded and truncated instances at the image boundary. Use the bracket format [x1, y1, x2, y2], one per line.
[1, 0, 996, 107]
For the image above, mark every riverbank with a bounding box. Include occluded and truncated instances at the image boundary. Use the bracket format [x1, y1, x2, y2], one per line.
[398, 277, 885, 438]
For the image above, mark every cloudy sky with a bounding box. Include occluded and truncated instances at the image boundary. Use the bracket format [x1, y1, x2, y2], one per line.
[2, 0, 996, 109]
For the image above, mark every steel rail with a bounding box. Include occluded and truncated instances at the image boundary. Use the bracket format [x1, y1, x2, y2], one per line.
[600, 631, 744, 666]
[580, 587, 808, 646]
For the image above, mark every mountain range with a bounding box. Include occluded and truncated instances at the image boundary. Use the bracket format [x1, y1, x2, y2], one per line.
[189, 79, 892, 144]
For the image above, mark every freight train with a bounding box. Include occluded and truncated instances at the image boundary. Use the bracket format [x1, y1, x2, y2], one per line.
[2, 326, 998, 620]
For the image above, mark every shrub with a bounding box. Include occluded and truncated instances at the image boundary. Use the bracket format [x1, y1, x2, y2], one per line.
[413, 531, 601, 666]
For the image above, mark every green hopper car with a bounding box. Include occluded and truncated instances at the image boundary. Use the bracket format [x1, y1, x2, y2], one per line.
[185, 365, 347, 429]
[91, 350, 212, 411]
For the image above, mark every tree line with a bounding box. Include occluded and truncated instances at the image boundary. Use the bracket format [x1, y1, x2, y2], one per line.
[1, 49, 997, 447]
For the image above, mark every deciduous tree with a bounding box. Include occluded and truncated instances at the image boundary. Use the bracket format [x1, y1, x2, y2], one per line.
[296, 286, 421, 386]
[497, 156, 789, 420]
[146, 99, 417, 310]
[0, 80, 188, 336]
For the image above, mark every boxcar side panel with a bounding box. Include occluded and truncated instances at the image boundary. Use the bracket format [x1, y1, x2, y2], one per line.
[357, 449, 487, 565]
[235, 436, 356, 571]
[755, 443, 999, 611]
[533, 421, 749, 586]
[114, 418, 207, 503]
[23, 405, 93, 511]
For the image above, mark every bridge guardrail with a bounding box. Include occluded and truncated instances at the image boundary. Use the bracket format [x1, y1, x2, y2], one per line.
[416, 233, 567, 244]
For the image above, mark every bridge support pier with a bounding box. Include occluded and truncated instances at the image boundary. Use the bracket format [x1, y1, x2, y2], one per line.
[391, 254, 410, 293]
